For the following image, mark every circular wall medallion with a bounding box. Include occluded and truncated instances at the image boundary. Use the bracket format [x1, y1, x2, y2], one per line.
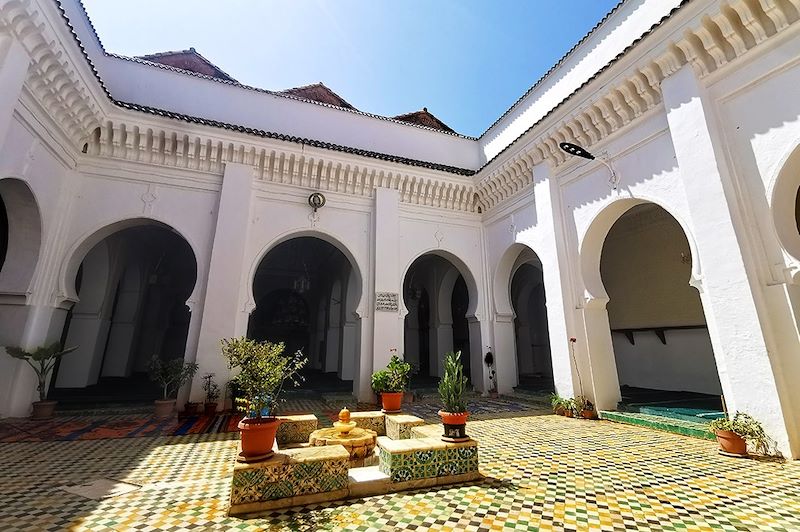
[308, 192, 326, 211]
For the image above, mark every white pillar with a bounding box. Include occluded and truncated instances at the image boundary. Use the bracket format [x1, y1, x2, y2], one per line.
[492, 313, 518, 391]
[0, 36, 29, 151]
[101, 266, 143, 377]
[531, 162, 581, 399]
[372, 188, 402, 370]
[191, 162, 254, 402]
[467, 316, 485, 392]
[663, 65, 794, 457]
[516, 325, 534, 374]
[433, 321, 453, 377]
[4, 306, 68, 416]
[339, 320, 357, 381]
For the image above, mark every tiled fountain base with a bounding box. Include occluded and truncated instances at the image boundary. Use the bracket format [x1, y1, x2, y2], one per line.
[229, 414, 480, 515]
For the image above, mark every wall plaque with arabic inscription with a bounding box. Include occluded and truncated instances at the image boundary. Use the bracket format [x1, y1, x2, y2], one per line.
[375, 292, 399, 312]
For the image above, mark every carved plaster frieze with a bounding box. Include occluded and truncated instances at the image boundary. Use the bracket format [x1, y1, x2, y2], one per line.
[473, 0, 800, 214]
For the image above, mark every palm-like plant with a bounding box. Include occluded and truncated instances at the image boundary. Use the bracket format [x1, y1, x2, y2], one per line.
[5, 343, 77, 401]
[439, 351, 468, 413]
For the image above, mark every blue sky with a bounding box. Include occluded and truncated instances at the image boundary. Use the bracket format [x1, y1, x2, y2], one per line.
[81, 1, 619, 137]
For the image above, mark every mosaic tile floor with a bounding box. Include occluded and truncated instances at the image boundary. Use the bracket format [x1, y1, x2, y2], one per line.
[1, 406, 799, 531]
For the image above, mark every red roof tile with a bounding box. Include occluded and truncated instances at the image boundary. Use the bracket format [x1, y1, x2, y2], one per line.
[137, 48, 236, 82]
[280, 82, 356, 110]
[393, 108, 455, 133]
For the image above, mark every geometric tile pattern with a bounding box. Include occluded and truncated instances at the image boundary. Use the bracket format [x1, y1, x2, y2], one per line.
[600, 410, 717, 440]
[378, 439, 479, 482]
[349, 411, 386, 436]
[230, 450, 349, 506]
[2, 405, 800, 530]
[275, 414, 318, 444]
[384, 414, 425, 440]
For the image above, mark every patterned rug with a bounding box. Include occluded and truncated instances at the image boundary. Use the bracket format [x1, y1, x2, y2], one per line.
[0, 395, 547, 443]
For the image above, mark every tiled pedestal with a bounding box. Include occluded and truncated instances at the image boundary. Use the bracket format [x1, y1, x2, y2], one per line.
[229, 445, 349, 515]
[350, 411, 386, 435]
[385, 414, 426, 440]
[377, 436, 479, 482]
[276, 414, 318, 445]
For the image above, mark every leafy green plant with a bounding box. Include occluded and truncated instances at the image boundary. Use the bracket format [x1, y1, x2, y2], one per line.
[5, 343, 77, 402]
[549, 392, 568, 413]
[221, 337, 306, 419]
[149, 356, 199, 400]
[371, 354, 412, 393]
[202, 373, 220, 403]
[569, 395, 594, 417]
[709, 412, 774, 455]
[439, 351, 468, 413]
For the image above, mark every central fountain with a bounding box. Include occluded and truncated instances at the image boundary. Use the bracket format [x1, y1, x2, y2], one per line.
[308, 408, 378, 467]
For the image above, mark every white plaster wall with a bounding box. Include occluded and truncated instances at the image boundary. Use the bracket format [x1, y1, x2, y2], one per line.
[479, 0, 684, 163]
[398, 209, 486, 387]
[702, 34, 800, 457]
[612, 330, 721, 395]
[0, 115, 74, 415]
[58, 172, 216, 301]
[58, 0, 479, 171]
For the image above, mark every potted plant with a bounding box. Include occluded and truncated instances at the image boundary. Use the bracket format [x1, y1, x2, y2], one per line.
[148, 356, 199, 418]
[371, 352, 411, 413]
[563, 398, 575, 417]
[571, 395, 597, 419]
[709, 412, 772, 457]
[222, 337, 306, 462]
[550, 393, 568, 416]
[438, 351, 470, 441]
[5, 343, 77, 419]
[183, 401, 201, 416]
[202, 373, 221, 416]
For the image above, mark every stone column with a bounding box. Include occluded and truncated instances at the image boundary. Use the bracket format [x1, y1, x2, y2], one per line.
[433, 321, 453, 377]
[191, 162, 254, 403]
[372, 188, 402, 370]
[663, 65, 794, 456]
[324, 280, 342, 373]
[467, 316, 485, 392]
[491, 312, 517, 391]
[0, 36, 29, 151]
[531, 162, 581, 400]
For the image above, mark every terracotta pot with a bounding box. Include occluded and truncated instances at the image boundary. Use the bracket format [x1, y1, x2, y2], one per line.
[31, 400, 57, 419]
[204, 402, 218, 416]
[581, 409, 597, 420]
[439, 410, 469, 441]
[184, 402, 201, 416]
[381, 392, 404, 412]
[154, 399, 176, 418]
[553, 406, 566, 416]
[438, 411, 469, 425]
[564, 409, 574, 418]
[715, 429, 747, 456]
[238, 417, 282, 461]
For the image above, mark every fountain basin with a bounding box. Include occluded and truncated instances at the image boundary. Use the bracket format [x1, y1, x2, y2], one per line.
[309, 427, 378, 467]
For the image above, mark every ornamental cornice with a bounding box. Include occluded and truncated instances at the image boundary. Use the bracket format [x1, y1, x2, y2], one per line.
[474, 0, 800, 213]
[0, 0, 103, 148]
[84, 120, 481, 213]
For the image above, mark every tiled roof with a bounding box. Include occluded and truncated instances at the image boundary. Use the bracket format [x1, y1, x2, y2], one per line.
[137, 48, 236, 82]
[113, 100, 476, 176]
[280, 83, 356, 110]
[393, 108, 455, 133]
[55, 0, 690, 177]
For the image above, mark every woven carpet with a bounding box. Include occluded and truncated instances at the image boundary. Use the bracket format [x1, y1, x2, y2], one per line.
[0, 395, 546, 443]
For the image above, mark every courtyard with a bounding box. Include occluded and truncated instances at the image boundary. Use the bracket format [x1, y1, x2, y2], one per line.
[1, 396, 799, 531]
